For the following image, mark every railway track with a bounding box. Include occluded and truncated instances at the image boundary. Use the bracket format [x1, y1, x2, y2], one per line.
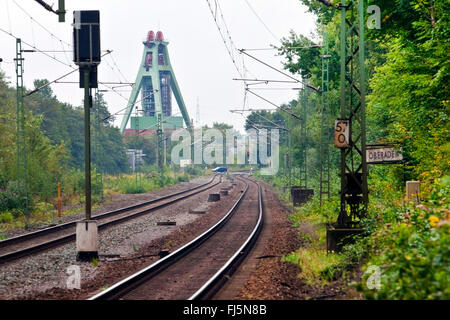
[0, 175, 221, 265]
[89, 175, 263, 300]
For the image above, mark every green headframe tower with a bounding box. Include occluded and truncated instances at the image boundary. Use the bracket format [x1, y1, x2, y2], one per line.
[120, 30, 191, 134]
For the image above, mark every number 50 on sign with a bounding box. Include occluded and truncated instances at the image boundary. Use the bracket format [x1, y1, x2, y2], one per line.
[334, 119, 350, 148]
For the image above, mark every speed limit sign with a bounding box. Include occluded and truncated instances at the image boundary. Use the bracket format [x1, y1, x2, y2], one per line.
[334, 119, 349, 148]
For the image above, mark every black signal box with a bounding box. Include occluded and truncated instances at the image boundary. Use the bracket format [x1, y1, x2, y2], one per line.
[73, 10, 101, 66]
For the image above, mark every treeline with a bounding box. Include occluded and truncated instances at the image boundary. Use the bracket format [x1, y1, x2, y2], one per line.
[30, 79, 128, 173]
[0, 73, 129, 210]
[247, 0, 449, 191]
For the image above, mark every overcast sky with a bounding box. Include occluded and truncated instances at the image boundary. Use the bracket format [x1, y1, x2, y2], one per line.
[0, 0, 317, 133]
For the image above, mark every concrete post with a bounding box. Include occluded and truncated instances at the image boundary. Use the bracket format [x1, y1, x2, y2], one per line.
[76, 220, 99, 261]
[406, 181, 420, 205]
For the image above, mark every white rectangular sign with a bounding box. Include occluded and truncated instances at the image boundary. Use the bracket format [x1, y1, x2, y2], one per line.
[367, 147, 403, 164]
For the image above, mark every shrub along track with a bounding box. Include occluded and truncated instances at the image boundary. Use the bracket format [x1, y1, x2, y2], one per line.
[0, 175, 220, 265]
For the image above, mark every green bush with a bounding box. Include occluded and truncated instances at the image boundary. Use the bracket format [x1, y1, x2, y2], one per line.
[0, 211, 13, 223]
[0, 181, 28, 213]
[357, 176, 450, 299]
[359, 222, 449, 299]
[177, 174, 189, 182]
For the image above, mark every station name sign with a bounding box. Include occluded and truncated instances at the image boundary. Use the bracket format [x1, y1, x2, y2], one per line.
[366, 147, 403, 164]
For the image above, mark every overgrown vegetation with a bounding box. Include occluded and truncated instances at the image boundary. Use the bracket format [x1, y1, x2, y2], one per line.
[250, 0, 449, 299]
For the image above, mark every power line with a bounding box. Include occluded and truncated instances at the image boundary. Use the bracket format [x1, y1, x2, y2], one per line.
[246, 88, 303, 121]
[26, 51, 114, 97]
[238, 49, 321, 92]
[109, 52, 129, 83]
[243, 0, 279, 43]
[13, 0, 72, 47]
[101, 92, 155, 123]
[240, 45, 322, 51]
[0, 26, 75, 68]
[5, 0, 13, 33]
[233, 78, 299, 84]
[205, 0, 244, 78]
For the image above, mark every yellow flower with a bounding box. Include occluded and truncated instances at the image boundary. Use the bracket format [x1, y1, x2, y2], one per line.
[429, 216, 440, 227]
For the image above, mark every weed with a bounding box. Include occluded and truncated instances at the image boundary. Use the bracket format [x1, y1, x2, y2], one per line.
[91, 257, 99, 267]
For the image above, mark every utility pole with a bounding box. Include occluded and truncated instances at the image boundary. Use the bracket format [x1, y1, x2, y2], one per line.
[14, 39, 29, 216]
[319, 32, 331, 205]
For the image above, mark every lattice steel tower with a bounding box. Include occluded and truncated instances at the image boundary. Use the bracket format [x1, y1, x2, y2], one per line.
[319, 32, 331, 205]
[337, 0, 368, 226]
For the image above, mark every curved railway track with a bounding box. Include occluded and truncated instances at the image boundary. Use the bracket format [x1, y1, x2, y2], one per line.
[89, 175, 263, 300]
[0, 175, 221, 265]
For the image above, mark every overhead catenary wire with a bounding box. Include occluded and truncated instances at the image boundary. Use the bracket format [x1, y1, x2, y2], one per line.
[101, 92, 156, 123]
[5, 0, 13, 33]
[243, 0, 280, 43]
[246, 88, 303, 121]
[240, 49, 316, 87]
[0, 26, 74, 68]
[240, 45, 322, 51]
[26, 51, 113, 97]
[205, 0, 245, 78]
[109, 52, 129, 83]
[12, 0, 72, 48]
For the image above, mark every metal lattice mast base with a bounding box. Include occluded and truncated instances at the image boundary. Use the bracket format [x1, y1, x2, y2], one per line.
[319, 32, 331, 205]
[15, 38, 29, 216]
[299, 88, 308, 189]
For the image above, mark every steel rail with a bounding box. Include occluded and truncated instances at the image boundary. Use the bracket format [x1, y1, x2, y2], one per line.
[0, 175, 219, 264]
[189, 178, 263, 300]
[89, 175, 253, 300]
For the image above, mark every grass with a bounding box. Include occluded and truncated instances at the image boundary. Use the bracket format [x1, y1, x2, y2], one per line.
[91, 257, 99, 267]
[254, 172, 346, 287]
[282, 198, 345, 286]
[284, 248, 343, 286]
